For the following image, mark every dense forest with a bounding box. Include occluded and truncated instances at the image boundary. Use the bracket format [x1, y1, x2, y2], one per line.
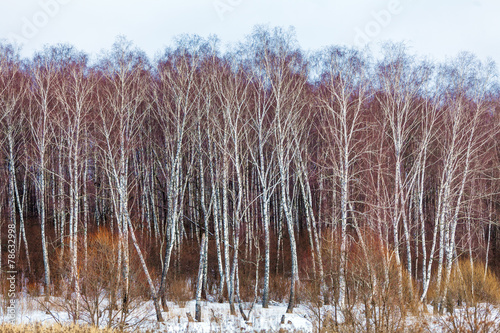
[1, 26, 500, 325]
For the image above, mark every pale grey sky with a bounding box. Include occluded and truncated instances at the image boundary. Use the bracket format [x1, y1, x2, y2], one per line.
[1, 0, 499, 65]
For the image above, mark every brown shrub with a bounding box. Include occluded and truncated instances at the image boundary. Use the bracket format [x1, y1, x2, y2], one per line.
[446, 259, 500, 305]
[167, 278, 192, 308]
[436, 304, 500, 333]
[320, 227, 417, 331]
[268, 274, 291, 303]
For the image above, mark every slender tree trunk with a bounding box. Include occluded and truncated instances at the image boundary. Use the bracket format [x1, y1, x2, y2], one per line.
[127, 215, 164, 322]
[195, 233, 207, 322]
[278, 154, 299, 313]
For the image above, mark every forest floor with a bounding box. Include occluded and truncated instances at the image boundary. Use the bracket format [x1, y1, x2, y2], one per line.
[1, 294, 500, 332]
[3, 296, 312, 332]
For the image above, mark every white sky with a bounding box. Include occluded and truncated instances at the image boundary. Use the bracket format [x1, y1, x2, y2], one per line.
[1, 0, 499, 66]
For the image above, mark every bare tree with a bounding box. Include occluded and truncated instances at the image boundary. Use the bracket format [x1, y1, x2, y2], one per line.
[152, 36, 210, 311]
[316, 46, 370, 307]
[245, 54, 278, 308]
[433, 54, 497, 307]
[0, 44, 31, 271]
[250, 26, 308, 313]
[375, 44, 432, 299]
[28, 47, 62, 294]
[96, 37, 163, 322]
[52, 46, 95, 317]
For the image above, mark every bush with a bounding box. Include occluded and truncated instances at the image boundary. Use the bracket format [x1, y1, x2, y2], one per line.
[79, 229, 120, 327]
[167, 278, 192, 308]
[437, 304, 500, 333]
[320, 228, 416, 332]
[268, 275, 291, 304]
[447, 259, 500, 306]
[38, 229, 153, 329]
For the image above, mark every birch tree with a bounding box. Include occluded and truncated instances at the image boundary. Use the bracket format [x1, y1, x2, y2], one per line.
[153, 36, 210, 309]
[317, 46, 370, 307]
[251, 26, 308, 313]
[375, 44, 432, 299]
[28, 47, 61, 294]
[0, 44, 30, 270]
[96, 37, 163, 321]
[245, 57, 278, 308]
[53, 46, 95, 317]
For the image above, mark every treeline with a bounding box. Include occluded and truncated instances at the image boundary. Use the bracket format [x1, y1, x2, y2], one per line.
[1, 26, 500, 322]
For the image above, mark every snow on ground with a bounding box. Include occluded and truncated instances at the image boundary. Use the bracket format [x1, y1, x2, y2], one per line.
[3, 295, 314, 332]
[134, 300, 313, 332]
[2, 295, 499, 332]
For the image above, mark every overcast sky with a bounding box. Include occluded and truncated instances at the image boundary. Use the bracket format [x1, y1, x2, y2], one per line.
[1, 0, 498, 66]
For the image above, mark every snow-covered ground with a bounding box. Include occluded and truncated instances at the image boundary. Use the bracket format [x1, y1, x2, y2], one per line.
[4, 295, 313, 332]
[2, 295, 499, 332]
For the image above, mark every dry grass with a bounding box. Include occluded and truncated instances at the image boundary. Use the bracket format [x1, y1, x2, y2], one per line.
[446, 259, 500, 305]
[317, 228, 421, 332]
[436, 304, 500, 333]
[167, 278, 192, 308]
[268, 275, 291, 303]
[0, 323, 123, 333]
[411, 261, 500, 313]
